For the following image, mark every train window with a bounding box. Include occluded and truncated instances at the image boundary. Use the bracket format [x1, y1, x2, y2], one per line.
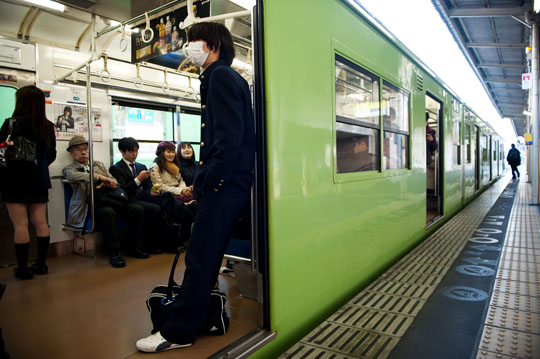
[0, 86, 17, 128]
[382, 82, 409, 170]
[452, 100, 461, 166]
[335, 55, 380, 126]
[482, 135, 488, 162]
[335, 54, 380, 173]
[336, 122, 379, 173]
[465, 122, 471, 164]
[112, 103, 175, 168]
[179, 111, 202, 160]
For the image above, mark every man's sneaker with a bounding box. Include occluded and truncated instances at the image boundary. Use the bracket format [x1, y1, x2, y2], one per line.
[136, 331, 192, 353]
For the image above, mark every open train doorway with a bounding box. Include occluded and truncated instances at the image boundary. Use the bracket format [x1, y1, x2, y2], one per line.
[426, 94, 443, 225]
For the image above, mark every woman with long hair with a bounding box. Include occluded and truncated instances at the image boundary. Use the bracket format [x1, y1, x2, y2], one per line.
[0, 85, 57, 279]
[177, 141, 198, 187]
[150, 141, 195, 246]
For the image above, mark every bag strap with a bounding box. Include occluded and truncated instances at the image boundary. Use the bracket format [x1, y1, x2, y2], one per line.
[7, 118, 14, 136]
[166, 249, 182, 301]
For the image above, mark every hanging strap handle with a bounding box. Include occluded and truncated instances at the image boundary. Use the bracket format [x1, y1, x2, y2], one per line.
[165, 248, 183, 302]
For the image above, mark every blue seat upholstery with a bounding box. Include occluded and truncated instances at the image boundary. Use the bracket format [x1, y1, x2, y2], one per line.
[224, 238, 251, 260]
[62, 182, 127, 233]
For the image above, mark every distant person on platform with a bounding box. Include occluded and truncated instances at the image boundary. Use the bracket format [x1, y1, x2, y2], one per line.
[506, 144, 521, 179]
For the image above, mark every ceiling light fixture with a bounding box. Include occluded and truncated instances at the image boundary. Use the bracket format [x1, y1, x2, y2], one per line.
[23, 0, 65, 12]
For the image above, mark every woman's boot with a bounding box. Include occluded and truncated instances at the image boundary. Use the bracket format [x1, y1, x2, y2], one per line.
[13, 242, 33, 280]
[31, 236, 50, 275]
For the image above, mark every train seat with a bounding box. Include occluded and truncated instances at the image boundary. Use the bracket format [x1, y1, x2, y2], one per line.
[62, 180, 128, 233]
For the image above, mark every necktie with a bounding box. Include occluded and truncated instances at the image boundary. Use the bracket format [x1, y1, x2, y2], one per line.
[131, 162, 143, 197]
[130, 162, 137, 177]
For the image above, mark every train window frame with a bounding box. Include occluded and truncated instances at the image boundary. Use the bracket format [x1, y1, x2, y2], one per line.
[334, 53, 382, 179]
[332, 45, 412, 183]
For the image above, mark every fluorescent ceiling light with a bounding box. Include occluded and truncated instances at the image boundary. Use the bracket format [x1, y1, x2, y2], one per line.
[229, 0, 256, 10]
[23, 0, 65, 12]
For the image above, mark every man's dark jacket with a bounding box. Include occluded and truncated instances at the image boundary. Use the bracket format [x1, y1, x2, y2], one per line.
[193, 59, 255, 199]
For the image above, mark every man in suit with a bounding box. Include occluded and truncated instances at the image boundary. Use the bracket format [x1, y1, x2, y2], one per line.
[136, 22, 255, 353]
[63, 136, 149, 268]
[109, 137, 165, 253]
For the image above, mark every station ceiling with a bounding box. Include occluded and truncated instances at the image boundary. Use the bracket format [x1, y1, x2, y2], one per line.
[431, 0, 533, 136]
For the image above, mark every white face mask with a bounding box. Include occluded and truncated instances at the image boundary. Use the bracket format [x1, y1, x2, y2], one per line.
[183, 41, 210, 68]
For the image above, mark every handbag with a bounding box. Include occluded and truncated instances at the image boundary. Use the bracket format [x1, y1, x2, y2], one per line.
[94, 186, 128, 207]
[175, 192, 194, 203]
[4, 118, 37, 166]
[146, 250, 230, 335]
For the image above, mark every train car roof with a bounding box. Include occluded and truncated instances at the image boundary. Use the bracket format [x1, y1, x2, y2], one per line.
[342, 0, 501, 136]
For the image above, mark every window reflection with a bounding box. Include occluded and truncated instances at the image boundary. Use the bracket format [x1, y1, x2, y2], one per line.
[336, 58, 380, 126]
[382, 82, 409, 170]
[383, 132, 408, 170]
[337, 123, 379, 173]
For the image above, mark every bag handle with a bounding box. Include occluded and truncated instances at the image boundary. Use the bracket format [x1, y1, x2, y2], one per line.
[165, 248, 183, 302]
[7, 118, 14, 137]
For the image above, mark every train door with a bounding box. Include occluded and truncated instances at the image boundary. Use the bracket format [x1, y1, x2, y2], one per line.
[426, 94, 443, 225]
[474, 126, 480, 191]
[0, 84, 18, 266]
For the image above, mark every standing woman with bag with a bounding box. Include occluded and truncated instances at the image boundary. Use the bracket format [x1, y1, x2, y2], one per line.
[0, 86, 56, 279]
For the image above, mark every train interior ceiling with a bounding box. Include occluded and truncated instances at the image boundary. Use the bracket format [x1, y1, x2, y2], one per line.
[0, 0, 263, 358]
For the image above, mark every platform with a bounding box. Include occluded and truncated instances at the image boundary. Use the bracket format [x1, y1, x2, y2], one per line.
[281, 174, 539, 359]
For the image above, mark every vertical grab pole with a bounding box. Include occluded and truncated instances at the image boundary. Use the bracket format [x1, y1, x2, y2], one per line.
[87, 14, 96, 233]
[532, 16, 539, 203]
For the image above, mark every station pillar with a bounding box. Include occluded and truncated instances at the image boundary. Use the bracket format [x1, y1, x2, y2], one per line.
[529, 12, 540, 203]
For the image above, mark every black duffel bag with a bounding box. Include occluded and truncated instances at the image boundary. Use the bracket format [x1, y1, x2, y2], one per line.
[146, 250, 229, 335]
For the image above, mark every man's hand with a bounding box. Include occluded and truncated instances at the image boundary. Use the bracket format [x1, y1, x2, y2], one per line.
[98, 175, 117, 188]
[137, 170, 150, 181]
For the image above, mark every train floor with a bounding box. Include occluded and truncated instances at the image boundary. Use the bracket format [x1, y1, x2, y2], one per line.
[282, 172, 540, 359]
[0, 251, 258, 358]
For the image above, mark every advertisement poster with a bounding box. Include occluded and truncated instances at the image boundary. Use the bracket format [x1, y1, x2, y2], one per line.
[131, 0, 210, 72]
[53, 103, 102, 142]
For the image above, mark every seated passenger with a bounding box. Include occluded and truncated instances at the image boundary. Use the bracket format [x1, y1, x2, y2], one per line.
[177, 141, 199, 187]
[150, 141, 195, 244]
[337, 135, 375, 173]
[63, 136, 149, 268]
[109, 137, 166, 253]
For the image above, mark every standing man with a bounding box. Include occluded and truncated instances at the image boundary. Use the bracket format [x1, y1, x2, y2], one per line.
[507, 143, 521, 179]
[136, 21, 255, 352]
[109, 137, 165, 253]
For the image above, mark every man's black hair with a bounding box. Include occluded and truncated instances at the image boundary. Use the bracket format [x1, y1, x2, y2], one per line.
[118, 137, 139, 152]
[187, 22, 235, 66]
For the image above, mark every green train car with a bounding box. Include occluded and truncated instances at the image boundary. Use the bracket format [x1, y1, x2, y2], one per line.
[251, 0, 504, 356]
[0, 0, 505, 357]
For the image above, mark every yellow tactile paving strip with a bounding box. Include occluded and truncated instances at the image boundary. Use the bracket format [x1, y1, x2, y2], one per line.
[281, 176, 512, 359]
[476, 178, 540, 359]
